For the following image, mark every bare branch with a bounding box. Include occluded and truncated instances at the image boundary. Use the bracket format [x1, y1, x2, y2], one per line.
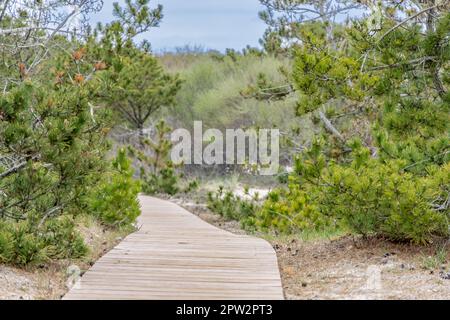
[0, 161, 28, 179]
[0, 155, 39, 180]
[318, 111, 346, 143]
[37, 206, 63, 229]
[367, 56, 436, 71]
[0, 0, 10, 23]
[378, 4, 441, 42]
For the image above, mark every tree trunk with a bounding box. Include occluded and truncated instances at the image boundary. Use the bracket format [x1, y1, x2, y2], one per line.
[138, 125, 146, 149]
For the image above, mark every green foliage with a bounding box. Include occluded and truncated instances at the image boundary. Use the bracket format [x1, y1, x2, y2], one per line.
[88, 149, 141, 226]
[292, 25, 374, 114]
[162, 53, 299, 131]
[184, 179, 200, 193]
[245, 2, 450, 244]
[42, 217, 88, 260]
[253, 140, 449, 244]
[0, 217, 87, 266]
[89, 0, 163, 57]
[207, 187, 259, 223]
[143, 167, 180, 196]
[161, 52, 310, 163]
[258, 0, 362, 56]
[290, 10, 450, 168]
[101, 52, 182, 139]
[112, 0, 163, 39]
[0, 222, 47, 266]
[0, 78, 111, 225]
[83, 1, 181, 144]
[421, 247, 448, 270]
[241, 71, 293, 101]
[206, 143, 449, 244]
[0, 0, 164, 266]
[133, 120, 181, 196]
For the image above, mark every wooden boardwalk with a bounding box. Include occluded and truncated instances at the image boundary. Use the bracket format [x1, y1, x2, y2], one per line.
[64, 196, 284, 300]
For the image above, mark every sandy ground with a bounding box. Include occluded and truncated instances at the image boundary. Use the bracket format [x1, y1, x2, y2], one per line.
[177, 198, 450, 300]
[0, 217, 133, 300]
[0, 264, 65, 300]
[275, 236, 450, 300]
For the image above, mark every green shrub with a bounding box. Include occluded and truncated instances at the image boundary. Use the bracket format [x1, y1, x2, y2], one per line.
[0, 81, 112, 237]
[42, 217, 88, 259]
[0, 229, 14, 263]
[89, 149, 141, 227]
[0, 149, 141, 267]
[207, 187, 259, 223]
[142, 167, 180, 196]
[249, 188, 333, 233]
[0, 222, 46, 266]
[0, 217, 87, 266]
[252, 140, 449, 244]
[135, 120, 190, 196]
[141, 168, 199, 196]
[184, 179, 200, 193]
[330, 160, 448, 243]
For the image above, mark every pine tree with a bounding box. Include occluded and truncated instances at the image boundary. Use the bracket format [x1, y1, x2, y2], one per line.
[0, 0, 168, 264]
[248, 0, 450, 243]
[103, 53, 181, 143]
[258, 0, 363, 55]
[131, 120, 181, 195]
[291, 1, 449, 169]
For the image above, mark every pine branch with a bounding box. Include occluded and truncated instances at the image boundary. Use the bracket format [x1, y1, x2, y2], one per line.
[378, 4, 441, 42]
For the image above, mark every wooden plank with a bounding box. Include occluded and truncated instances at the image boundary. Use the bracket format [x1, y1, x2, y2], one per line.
[64, 196, 284, 300]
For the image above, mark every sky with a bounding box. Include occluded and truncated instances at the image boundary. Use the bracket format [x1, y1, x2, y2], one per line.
[90, 0, 267, 52]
